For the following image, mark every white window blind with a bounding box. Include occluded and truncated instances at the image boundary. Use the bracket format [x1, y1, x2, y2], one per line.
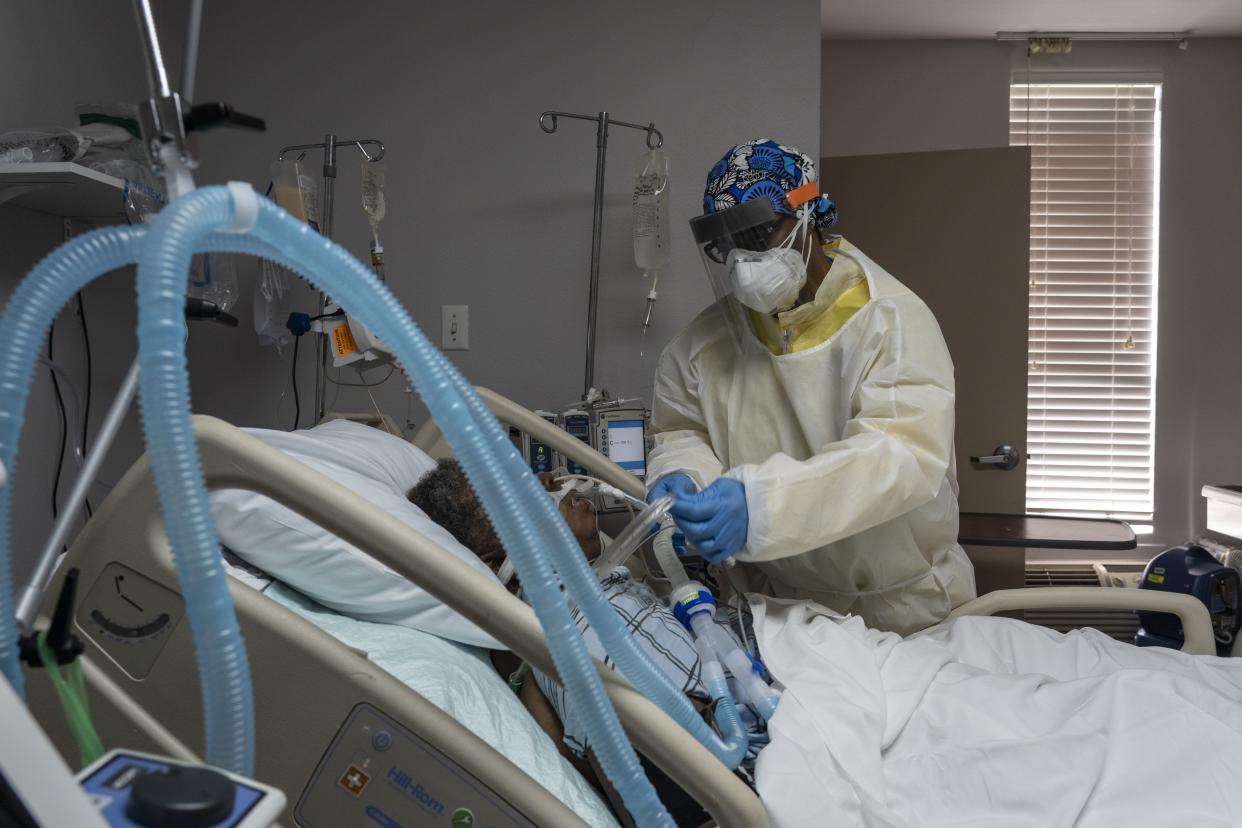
[1010, 82, 1161, 524]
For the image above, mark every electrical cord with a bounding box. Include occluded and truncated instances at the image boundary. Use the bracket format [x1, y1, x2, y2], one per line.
[47, 319, 67, 520]
[290, 336, 301, 430]
[76, 292, 92, 518]
[324, 365, 396, 387]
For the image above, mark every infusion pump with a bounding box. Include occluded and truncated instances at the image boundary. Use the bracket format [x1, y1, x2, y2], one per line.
[520, 406, 650, 513]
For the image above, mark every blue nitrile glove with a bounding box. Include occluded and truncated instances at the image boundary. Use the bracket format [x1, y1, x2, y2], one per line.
[646, 473, 697, 504]
[668, 478, 748, 563]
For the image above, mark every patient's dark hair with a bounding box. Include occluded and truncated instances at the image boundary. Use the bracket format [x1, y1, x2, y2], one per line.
[407, 459, 506, 571]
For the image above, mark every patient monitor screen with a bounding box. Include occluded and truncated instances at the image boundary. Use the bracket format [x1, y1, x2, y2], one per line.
[607, 419, 646, 476]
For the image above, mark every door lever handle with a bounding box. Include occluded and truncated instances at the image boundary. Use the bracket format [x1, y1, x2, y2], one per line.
[970, 444, 1020, 471]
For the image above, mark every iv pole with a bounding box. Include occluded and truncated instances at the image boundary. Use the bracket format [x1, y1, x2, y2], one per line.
[277, 136, 386, 422]
[539, 110, 663, 400]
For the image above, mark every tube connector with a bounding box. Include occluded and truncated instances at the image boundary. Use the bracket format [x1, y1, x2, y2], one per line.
[224, 182, 259, 233]
[670, 581, 715, 630]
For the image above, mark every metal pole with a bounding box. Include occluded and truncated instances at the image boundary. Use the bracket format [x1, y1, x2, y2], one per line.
[314, 133, 338, 423]
[321, 133, 337, 239]
[15, 359, 140, 634]
[583, 112, 609, 396]
[130, 0, 172, 97]
[181, 0, 204, 101]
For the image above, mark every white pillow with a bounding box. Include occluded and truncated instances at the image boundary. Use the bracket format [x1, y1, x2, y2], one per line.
[211, 420, 504, 649]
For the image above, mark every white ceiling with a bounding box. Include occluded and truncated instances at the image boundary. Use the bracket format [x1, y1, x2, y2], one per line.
[821, 0, 1242, 39]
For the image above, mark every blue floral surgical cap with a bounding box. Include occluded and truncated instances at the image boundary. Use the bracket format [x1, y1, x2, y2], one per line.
[703, 138, 838, 228]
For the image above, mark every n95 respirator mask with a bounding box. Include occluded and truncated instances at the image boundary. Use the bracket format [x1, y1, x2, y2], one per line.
[726, 246, 807, 315]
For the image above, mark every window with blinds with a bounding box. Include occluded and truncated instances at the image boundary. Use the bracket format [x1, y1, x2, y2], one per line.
[1010, 82, 1161, 526]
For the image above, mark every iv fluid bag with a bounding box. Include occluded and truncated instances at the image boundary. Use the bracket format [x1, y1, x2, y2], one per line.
[361, 158, 386, 239]
[270, 159, 320, 231]
[188, 252, 239, 312]
[632, 148, 670, 273]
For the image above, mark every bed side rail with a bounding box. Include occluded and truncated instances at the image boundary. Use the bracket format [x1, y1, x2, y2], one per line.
[411, 387, 646, 502]
[947, 587, 1217, 656]
[193, 415, 767, 828]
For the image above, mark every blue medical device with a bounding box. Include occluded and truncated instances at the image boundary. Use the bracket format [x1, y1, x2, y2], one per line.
[1135, 543, 1240, 656]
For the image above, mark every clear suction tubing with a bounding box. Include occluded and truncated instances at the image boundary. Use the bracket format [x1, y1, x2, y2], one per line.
[0, 183, 755, 826]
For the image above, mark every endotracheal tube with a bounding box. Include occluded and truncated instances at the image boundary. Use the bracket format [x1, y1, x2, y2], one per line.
[594, 497, 781, 724]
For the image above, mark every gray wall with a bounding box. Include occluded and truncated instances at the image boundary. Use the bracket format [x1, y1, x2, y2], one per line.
[1, 3, 151, 587]
[181, 0, 819, 424]
[822, 39, 1242, 545]
[1, 1, 820, 583]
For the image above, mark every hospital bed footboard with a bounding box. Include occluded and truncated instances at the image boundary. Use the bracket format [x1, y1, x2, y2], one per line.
[26, 415, 766, 828]
[947, 587, 1217, 655]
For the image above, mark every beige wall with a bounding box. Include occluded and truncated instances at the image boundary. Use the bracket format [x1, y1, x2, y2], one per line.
[821, 38, 1242, 546]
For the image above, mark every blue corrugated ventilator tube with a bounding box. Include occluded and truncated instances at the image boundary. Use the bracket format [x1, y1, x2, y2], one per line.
[0, 184, 750, 824]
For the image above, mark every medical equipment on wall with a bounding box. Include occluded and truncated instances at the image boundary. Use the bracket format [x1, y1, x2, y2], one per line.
[1136, 543, 1240, 656]
[539, 109, 664, 399]
[633, 146, 670, 348]
[276, 135, 386, 421]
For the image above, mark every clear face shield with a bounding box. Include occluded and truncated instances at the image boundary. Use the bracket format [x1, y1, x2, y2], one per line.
[689, 198, 816, 353]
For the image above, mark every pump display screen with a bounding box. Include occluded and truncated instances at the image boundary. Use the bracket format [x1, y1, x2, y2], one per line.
[607, 420, 646, 475]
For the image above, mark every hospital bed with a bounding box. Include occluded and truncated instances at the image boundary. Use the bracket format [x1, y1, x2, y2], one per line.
[22, 388, 1218, 827]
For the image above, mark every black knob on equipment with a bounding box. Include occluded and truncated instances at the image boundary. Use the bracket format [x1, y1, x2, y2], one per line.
[125, 765, 236, 828]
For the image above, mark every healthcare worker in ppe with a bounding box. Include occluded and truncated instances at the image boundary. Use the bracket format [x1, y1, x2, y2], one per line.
[647, 138, 975, 635]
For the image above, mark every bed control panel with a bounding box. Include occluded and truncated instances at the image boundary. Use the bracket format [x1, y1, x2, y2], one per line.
[295, 703, 538, 828]
[75, 562, 186, 680]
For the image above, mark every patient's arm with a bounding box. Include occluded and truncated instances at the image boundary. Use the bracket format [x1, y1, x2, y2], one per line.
[519, 676, 601, 790]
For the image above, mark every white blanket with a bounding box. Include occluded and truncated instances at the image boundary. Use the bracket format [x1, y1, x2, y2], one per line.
[753, 597, 1242, 827]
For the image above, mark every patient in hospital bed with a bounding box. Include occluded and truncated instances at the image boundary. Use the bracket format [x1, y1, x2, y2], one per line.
[408, 458, 767, 822]
[217, 423, 1242, 826]
[411, 459, 1242, 828]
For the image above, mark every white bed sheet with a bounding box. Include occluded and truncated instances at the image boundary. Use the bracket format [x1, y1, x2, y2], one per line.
[753, 597, 1242, 828]
[262, 582, 620, 828]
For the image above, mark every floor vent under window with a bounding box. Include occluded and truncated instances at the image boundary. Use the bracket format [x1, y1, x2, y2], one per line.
[1023, 564, 1144, 643]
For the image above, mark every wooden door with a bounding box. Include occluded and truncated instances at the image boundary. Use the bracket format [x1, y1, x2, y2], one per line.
[821, 148, 1031, 515]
